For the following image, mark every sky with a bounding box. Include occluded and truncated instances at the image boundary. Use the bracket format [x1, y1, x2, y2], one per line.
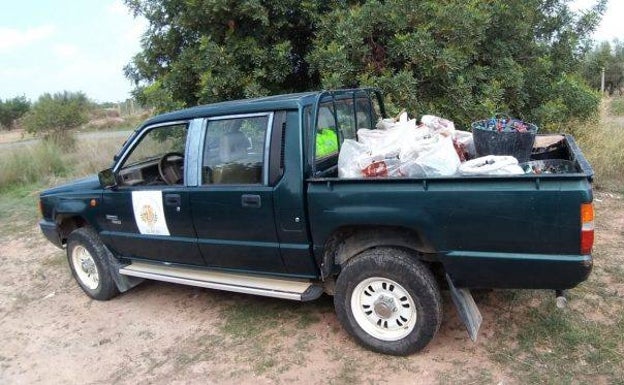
[0, 1, 623, 103]
[0, 0, 146, 103]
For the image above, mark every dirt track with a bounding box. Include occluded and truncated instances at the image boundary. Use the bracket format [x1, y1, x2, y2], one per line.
[0, 191, 621, 385]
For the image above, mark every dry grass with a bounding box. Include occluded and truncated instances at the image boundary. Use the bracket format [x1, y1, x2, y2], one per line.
[0, 136, 125, 191]
[65, 136, 126, 177]
[560, 97, 624, 193]
[0, 141, 68, 190]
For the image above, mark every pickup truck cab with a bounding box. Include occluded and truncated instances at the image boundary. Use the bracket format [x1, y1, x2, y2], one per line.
[39, 89, 594, 356]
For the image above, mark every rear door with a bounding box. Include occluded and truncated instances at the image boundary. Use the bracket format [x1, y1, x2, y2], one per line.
[188, 113, 285, 273]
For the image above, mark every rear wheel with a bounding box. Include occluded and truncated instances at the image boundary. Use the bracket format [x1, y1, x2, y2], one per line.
[334, 247, 442, 356]
[67, 227, 119, 300]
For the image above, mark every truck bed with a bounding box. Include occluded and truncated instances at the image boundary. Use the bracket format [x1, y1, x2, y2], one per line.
[306, 134, 593, 289]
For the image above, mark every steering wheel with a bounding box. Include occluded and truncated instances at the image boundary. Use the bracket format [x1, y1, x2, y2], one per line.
[158, 152, 184, 185]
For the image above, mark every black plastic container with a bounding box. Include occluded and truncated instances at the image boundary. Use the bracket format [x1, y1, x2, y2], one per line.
[472, 119, 538, 163]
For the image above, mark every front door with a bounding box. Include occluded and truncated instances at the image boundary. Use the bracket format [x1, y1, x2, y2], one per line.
[99, 122, 204, 266]
[188, 113, 285, 273]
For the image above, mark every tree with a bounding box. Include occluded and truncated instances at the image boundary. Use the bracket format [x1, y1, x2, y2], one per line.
[0, 96, 30, 130]
[125, 0, 605, 129]
[22, 91, 91, 146]
[124, 0, 339, 111]
[582, 40, 624, 95]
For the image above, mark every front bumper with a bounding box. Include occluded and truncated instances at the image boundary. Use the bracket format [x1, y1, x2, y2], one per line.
[39, 219, 63, 249]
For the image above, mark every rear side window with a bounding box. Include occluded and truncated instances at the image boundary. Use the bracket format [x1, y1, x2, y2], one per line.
[202, 114, 270, 185]
[315, 97, 375, 162]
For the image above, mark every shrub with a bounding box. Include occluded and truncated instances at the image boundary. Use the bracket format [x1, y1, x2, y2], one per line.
[0, 96, 30, 130]
[22, 91, 91, 147]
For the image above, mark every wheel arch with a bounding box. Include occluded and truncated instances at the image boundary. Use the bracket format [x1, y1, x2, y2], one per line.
[320, 225, 438, 278]
[56, 214, 90, 246]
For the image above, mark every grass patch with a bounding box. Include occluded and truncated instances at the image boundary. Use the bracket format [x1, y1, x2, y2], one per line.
[569, 113, 624, 192]
[0, 183, 43, 235]
[328, 358, 360, 385]
[0, 142, 68, 190]
[0, 136, 126, 192]
[491, 302, 624, 384]
[216, 295, 331, 377]
[219, 296, 325, 340]
[437, 367, 493, 385]
[609, 97, 624, 116]
[0, 134, 127, 238]
[488, 245, 624, 385]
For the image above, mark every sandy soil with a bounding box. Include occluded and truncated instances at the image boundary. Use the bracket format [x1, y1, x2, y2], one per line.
[0, 192, 621, 385]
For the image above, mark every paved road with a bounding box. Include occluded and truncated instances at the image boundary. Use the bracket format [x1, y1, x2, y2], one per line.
[0, 130, 133, 149]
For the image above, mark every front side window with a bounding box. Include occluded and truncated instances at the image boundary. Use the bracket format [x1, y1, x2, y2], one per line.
[202, 115, 269, 185]
[117, 123, 188, 186]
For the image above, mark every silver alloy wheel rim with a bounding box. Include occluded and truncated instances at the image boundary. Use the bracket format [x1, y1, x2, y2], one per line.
[351, 277, 417, 341]
[71, 245, 99, 290]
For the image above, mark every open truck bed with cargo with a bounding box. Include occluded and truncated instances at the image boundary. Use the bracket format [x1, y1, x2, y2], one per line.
[38, 89, 594, 355]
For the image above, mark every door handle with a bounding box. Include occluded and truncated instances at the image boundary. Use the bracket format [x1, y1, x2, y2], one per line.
[164, 193, 181, 207]
[241, 194, 261, 208]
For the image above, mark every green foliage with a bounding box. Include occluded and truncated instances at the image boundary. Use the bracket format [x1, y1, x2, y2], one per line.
[22, 91, 91, 146]
[0, 96, 30, 130]
[124, 0, 339, 111]
[125, 0, 606, 128]
[308, 0, 605, 128]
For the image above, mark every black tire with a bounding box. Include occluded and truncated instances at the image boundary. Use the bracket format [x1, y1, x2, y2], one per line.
[334, 247, 442, 356]
[66, 227, 119, 300]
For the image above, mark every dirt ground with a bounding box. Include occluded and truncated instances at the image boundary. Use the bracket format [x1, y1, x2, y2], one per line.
[0, 191, 621, 385]
[0, 129, 34, 144]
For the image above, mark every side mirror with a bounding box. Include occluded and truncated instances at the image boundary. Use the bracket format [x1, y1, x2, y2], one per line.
[98, 168, 118, 189]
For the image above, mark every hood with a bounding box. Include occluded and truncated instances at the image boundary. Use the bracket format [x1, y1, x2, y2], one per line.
[41, 175, 102, 196]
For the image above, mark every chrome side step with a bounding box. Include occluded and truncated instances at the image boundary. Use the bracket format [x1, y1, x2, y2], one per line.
[119, 261, 323, 301]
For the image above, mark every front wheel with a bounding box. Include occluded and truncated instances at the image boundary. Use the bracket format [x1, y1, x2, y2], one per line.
[66, 227, 119, 300]
[334, 248, 442, 356]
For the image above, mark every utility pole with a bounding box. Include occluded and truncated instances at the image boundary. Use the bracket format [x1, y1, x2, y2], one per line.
[601, 67, 605, 94]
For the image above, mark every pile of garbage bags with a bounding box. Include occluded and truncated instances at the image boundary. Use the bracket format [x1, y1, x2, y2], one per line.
[338, 113, 527, 178]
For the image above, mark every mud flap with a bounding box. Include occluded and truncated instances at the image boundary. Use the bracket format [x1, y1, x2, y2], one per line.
[445, 274, 482, 342]
[104, 246, 144, 293]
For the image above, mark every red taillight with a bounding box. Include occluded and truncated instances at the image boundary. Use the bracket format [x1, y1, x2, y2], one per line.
[581, 203, 594, 255]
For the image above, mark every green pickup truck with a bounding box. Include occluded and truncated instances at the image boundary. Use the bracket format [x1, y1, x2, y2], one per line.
[38, 89, 594, 356]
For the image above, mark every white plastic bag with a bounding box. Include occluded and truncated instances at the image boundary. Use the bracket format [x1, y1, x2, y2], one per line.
[375, 114, 418, 131]
[458, 155, 524, 176]
[357, 124, 411, 160]
[338, 139, 370, 178]
[410, 135, 461, 177]
[338, 139, 403, 178]
[357, 126, 405, 149]
[421, 115, 455, 136]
